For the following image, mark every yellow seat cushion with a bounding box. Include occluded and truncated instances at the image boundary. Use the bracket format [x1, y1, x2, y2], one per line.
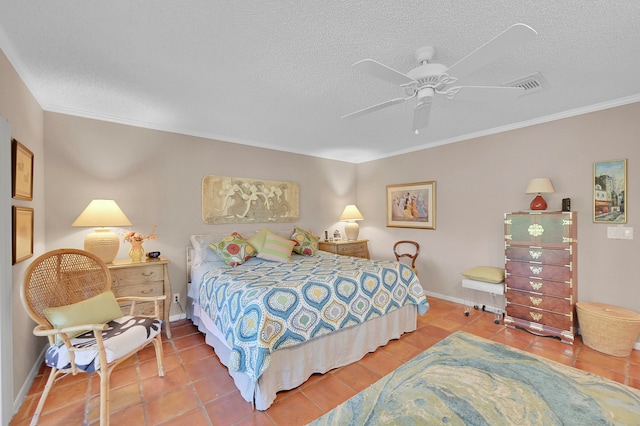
[461, 266, 505, 284]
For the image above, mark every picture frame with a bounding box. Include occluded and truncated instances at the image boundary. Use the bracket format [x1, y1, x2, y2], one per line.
[201, 175, 299, 224]
[594, 158, 626, 223]
[386, 181, 436, 229]
[13, 206, 34, 264]
[12, 138, 34, 201]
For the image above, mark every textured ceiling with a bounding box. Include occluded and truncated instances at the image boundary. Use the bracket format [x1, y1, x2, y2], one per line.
[1, 1, 639, 163]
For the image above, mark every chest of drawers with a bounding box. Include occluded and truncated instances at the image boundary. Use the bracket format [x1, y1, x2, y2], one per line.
[504, 211, 577, 344]
[108, 257, 173, 338]
[318, 240, 370, 259]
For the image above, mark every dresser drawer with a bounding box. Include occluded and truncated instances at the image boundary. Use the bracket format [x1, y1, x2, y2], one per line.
[506, 303, 572, 331]
[505, 275, 572, 298]
[119, 300, 164, 317]
[336, 241, 367, 255]
[506, 261, 571, 282]
[505, 246, 571, 266]
[111, 282, 164, 298]
[506, 289, 571, 313]
[110, 264, 164, 287]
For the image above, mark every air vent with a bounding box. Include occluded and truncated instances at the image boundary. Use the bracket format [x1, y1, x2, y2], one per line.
[503, 72, 547, 94]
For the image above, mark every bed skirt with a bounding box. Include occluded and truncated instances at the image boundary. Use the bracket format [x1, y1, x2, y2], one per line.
[191, 302, 418, 410]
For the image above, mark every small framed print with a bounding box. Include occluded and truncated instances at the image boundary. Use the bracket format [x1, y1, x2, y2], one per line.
[12, 139, 34, 201]
[594, 159, 626, 223]
[386, 181, 436, 229]
[13, 206, 34, 264]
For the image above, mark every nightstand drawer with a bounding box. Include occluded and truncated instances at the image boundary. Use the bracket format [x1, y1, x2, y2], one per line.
[110, 264, 164, 286]
[336, 241, 367, 255]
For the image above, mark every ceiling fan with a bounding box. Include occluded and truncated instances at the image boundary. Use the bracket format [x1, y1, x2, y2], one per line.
[342, 23, 538, 134]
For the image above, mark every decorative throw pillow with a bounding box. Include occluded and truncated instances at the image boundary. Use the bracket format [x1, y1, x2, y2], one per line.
[461, 266, 505, 284]
[247, 226, 272, 253]
[290, 226, 319, 256]
[209, 232, 256, 266]
[257, 232, 296, 262]
[44, 291, 124, 344]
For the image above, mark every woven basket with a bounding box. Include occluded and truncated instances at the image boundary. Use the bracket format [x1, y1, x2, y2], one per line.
[577, 302, 640, 357]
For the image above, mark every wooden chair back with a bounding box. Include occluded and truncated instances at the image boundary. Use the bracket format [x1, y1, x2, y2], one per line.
[393, 240, 420, 274]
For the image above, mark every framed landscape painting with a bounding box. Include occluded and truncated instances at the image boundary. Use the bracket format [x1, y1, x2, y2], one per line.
[594, 159, 626, 223]
[387, 181, 436, 229]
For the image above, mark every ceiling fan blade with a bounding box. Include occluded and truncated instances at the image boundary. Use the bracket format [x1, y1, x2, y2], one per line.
[450, 86, 526, 102]
[412, 101, 432, 133]
[447, 24, 537, 79]
[352, 59, 416, 86]
[342, 97, 408, 120]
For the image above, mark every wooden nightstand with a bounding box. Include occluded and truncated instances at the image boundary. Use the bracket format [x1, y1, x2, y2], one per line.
[107, 257, 173, 338]
[319, 239, 370, 259]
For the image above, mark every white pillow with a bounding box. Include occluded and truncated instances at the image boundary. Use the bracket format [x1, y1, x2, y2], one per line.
[190, 234, 228, 266]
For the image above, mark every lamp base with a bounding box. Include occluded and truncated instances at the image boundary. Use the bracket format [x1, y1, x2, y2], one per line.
[530, 194, 548, 210]
[84, 228, 119, 264]
[344, 222, 360, 241]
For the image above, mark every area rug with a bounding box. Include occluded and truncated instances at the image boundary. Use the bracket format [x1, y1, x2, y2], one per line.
[309, 331, 640, 425]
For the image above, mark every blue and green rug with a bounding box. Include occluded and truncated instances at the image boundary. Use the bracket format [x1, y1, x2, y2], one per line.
[310, 331, 640, 425]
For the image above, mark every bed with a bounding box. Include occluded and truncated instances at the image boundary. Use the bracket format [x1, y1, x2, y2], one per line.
[187, 230, 429, 410]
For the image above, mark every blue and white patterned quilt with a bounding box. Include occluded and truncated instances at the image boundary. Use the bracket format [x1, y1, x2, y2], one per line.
[198, 251, 429, 381]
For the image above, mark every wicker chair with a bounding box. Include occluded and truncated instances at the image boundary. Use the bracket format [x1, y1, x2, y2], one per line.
[21, 249, 165, 425]
[393, 240, 420, 276]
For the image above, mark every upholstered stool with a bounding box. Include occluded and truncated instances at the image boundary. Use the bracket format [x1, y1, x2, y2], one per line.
[461, 266, 505, 324]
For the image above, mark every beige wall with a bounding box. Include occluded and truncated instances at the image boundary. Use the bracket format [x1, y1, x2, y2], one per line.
[43, 112, 358, 308]
[358, 103, 640, 315]
[0, 48, 45, 418]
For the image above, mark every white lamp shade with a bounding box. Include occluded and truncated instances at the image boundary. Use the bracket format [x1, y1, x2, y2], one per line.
[339, 205, 364, 221]
[72, 199, 132, 227]
[72, 200, 132, 263]
[525, 178, 555, 194]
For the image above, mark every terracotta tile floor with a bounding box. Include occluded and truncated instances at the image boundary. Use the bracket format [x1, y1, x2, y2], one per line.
[11, 297, 640, 425]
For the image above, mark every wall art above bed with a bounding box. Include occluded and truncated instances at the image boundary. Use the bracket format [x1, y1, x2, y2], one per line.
[202, 175, 299, 224]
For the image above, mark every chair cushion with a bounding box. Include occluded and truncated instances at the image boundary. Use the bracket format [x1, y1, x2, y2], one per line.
[461, 266, 505, 284]
[43, 291, 124, 344]
[45, 316, 161, 373]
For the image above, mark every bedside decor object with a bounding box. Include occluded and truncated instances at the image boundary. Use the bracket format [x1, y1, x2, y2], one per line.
[11, 138, 34, 201]
[340, 205, 364, 241]
[525, 178, 554, 210]
[594, 159, 626, 223]
[12, 206, 34, 264]
[386, 181, 435, 229]
[201, 175, 299, 224]
[72, 199, 132, 264]
[123, 226, 158, 262]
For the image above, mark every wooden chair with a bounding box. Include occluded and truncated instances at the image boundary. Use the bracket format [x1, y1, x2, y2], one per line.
[393, 240, 420, 276]
[21, 249, 165, 425]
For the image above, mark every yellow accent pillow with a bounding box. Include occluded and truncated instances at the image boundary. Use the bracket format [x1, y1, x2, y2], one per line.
[247, 226, 272, 252]
[461, 266, 505, 284]
[43, 291, 123, 344]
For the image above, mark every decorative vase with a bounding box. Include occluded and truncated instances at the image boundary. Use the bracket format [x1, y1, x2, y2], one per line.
[129, 241, 144, 261]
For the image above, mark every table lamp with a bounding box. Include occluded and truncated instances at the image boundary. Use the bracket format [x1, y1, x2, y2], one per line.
[525, 178, 555, 210]
[72, 199, 132, 263]
[340, 204, 364, 241]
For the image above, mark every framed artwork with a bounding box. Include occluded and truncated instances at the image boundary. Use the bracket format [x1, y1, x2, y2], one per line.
[201, 175, 299, 224]
[12, 138, 34, 201]
[594, 159, 626, 223]
[387, 181, 436, 229]
[13, 206, 34, 264]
